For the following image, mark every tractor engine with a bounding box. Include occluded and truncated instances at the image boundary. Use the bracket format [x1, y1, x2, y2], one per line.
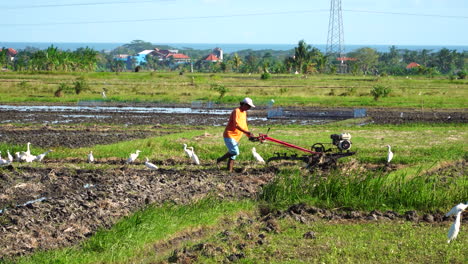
[330, 133, 352, 151]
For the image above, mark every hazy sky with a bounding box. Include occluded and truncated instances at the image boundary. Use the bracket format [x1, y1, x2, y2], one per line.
[3, 0, 468, 45]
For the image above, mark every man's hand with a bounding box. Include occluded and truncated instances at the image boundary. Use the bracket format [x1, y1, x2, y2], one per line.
[245, 131, 253, 138]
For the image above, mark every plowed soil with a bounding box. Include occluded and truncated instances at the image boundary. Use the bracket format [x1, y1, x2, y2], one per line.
[0, 104, 466, 259]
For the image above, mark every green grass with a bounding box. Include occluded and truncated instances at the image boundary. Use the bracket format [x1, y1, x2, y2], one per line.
[260, 166, 467, 212]
[2, 119, 467, 263]
[4, 199, 254, 264]
[239, 219, 467, 264]
[0, 72, 466, 108]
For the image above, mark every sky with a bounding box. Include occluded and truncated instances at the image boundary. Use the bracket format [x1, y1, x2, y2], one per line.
[2, 0, 468, 46]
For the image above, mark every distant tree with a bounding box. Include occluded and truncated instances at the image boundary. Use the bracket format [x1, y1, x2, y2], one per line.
[0, 48, 8, 69]
[244, 52, 258, 73]
[348, 47, 379, 75]
[294, 40, 311, 74]
[122, 40, 154, 54]
[232, 53, 242, 72]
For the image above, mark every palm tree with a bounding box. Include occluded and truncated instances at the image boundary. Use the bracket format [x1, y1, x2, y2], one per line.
[294, 40, 311, 74]
[232, 53, 242, 72]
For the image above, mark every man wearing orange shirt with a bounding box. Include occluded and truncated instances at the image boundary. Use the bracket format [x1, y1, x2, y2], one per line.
[216, 97, 255, 172]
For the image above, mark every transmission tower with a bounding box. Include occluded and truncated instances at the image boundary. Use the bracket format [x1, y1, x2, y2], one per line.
[326, 0, 345, 58]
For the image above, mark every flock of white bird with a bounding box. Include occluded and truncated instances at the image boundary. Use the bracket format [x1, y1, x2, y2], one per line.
[1, 142, 466, 243]
[0, 142, 53, 165]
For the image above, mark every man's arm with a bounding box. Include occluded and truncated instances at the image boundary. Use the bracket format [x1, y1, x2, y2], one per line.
[235, 125, 252, 137]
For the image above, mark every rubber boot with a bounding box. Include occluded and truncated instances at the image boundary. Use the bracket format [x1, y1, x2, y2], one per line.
[227, 158, 235, 173]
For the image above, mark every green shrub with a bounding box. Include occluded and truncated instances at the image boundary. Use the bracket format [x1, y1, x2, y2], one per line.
[54, 83, 70, 97]
[73, 76, 90, 94]
[457, 70, 466, 79]
[211, 84, 229, 99]
[260, 72, 271, 80]
[370, 85, 392, 101]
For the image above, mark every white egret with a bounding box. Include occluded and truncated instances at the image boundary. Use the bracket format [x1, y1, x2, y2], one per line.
[102, 91, 107, 98]
[127, 150, 141, 163]
[446, 202, 468, 243]
[0, 152, 9, 165]
[188, 147, 200, 165]
[0, 156, 10, 166]
[183, 144, 193, 158]
[25, 142, 32, 156]
[34, 149, 53, 162]
[88, 151, 95, 163]
[144, 157, 158, 170]
[23, 153, 36, 163]
[7, 150, 13, 163]
[386, 145, 393, 164]
[14, 152, 21, 162]
[251, 147, 265, 163]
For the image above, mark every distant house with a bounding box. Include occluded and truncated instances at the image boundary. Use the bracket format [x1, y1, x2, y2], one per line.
[114, 54, 131, 61]
[149, 48, 191, 64]
[166, 53, 191, 63]
[113, 48, 191, 68]
[134, 50, 155, 65]
[203, 53, 221, 62]
[213, 47, 223, 61]
[0, 48, 18, 61]
[202, 48, 223, 63]
[406, 62, 420, 69]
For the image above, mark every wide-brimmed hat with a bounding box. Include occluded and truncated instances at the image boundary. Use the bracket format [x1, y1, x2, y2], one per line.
[241, 97, 255, 108]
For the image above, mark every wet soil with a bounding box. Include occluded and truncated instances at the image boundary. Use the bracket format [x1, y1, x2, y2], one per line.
[0, 103, 466, 126]
[0, 165, 278, 258]
[0, 124, 193, 149]
[0, 104, 466, 259]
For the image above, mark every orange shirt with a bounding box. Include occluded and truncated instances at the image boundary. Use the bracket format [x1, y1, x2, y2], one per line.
[223, 108, 248, 142]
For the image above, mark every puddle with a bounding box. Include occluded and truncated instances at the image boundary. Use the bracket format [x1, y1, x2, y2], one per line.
[0, 197, 47, 215]
[0, 105, 232, 115]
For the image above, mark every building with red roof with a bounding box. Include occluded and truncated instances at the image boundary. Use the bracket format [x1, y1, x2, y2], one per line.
[203, 53, 220, 62]
[406, 62, 421, 69]
[166, 53, 191, 63]
[0, 48, 18, 61]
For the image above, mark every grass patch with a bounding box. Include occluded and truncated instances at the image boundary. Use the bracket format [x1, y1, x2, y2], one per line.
[260, 166, 467, 212]
[6, 199, 254, 264]
[0, 72, 466, 108]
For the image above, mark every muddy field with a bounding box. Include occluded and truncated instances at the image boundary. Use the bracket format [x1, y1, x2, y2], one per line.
[0, 104, 466, 259]
[0, 103, 466, 127]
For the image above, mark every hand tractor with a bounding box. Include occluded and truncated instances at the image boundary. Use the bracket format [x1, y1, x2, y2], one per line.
[249, 130, 356, 170]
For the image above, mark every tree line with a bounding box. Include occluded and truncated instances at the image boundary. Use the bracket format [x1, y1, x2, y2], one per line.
[0, 40, 466, 78]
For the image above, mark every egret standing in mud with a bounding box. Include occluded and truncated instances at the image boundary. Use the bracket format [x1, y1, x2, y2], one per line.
[34, 149, 53, 162]
[88, 151, 94, 163]
[386, 145, 393, 164]
[188, 147, 200, 165]
[127, 150, 141, 163]
[446, 202, 468, 243]
[7, 150, 13, 163]
[144, 157, 158, 170]
[25, 142, 32, 156]
[183, 144, 193, 158]
[251, 147, 265, 163]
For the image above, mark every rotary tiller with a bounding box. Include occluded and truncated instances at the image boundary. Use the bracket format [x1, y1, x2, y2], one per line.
[249, 132, 356, 170]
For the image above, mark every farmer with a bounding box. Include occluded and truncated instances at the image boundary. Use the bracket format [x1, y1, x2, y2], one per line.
[216, 97, 255, 172]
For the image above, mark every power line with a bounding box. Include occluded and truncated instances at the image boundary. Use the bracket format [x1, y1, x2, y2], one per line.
[2, 8, 467, 27]
[4, 0, 172, 9]
[344, 9, 468, 19]
[0, 10, 329, 27]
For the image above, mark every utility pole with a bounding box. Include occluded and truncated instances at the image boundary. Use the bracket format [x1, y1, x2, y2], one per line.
[326, 0, 346, 73]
